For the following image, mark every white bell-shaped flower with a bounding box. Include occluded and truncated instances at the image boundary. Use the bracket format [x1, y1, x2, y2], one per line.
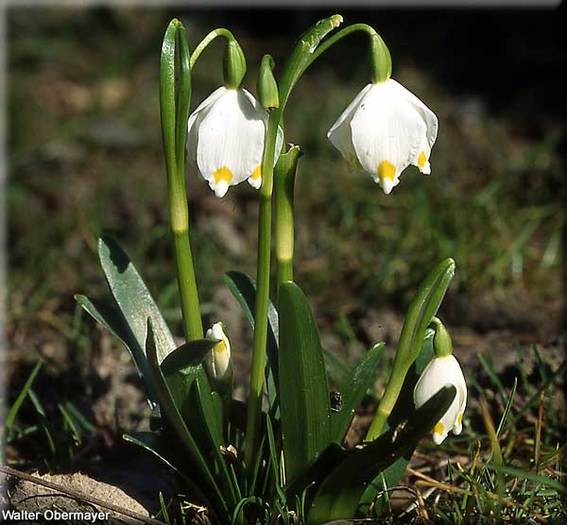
[413, 354, 467, 445]
[205, 322, 232, 382]
[187, 86, 283, 197]
[327, 79, 438, 194]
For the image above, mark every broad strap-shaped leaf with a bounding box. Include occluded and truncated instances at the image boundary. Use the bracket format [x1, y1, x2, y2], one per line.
[158, 339, 238, 509]
[278, 281, 331, 484]
[145, 321, 229, 517]
[75, 294, 158, 403]
[323, 348, 350, 387]
[308, 386, 456, 524]
[99, 236, 176, 364]
[160, 339, 223, 447]
[330, 342, 386, 444]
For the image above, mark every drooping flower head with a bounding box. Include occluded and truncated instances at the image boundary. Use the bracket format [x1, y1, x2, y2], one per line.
[328, 79, 438, 194]
[414, 354, 467, 445]
[187, 87, 283, 197]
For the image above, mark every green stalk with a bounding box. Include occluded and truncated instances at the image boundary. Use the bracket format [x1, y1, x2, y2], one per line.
[306, 24, 391, 84]
[244, 111, 280, 470]
[160, 19, 203, 341]
[275, 145, 302, 292]
[243, 14, 394, 474]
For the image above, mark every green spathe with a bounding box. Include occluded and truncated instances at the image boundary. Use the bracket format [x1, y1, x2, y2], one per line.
[432, 316, 453, 357]
[224, 39, 247, 88]
[257, 54, 279, 110]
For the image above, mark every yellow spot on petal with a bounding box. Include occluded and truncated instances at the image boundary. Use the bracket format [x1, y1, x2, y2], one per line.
[212, 166, 234, 185]
[377, 160, 396, 183]
[251, 165, 261, 180]
[417, 151, 428, 169]
[214, 340, 227, 354]
[457, 413, 463, 425]
[434, 421, 445, 435]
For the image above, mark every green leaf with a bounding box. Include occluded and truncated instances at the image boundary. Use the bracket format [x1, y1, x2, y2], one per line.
[75, 294, 158, 403]
[123, 431, 217, 512]
[98, 236, 176, 364]
[308, 386, 456, 524]
[323, 349, 350, 387]
[6, 361, 42, 437]
[124, 431, 178, 471]
[331, 342, 386, 444]
[160, 339, 223, 447]
[278, 281, 331, 484]
[486, 465, 567, 497]
[359, 329, 435, 512]
[224, 271, 278, 354]
[280, 15, 343, 107]
[397, 258, 455, 370]
[145, 321, 228, 516]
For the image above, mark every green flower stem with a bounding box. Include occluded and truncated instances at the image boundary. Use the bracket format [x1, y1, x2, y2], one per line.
[160, 19, 203, 342]
[244, 112, 280, 471]
[190, 28, 234, 68]
[275, 145, 302, 292]
[365, 259, 456, 441]
[306, 23, 391, 84]
[243, 15, 393, 473]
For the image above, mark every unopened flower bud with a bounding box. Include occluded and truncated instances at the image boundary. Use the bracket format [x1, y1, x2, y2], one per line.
[257, 54, 279, 110]
[432, 317, 453, 357]
[205, 322, 233, 384]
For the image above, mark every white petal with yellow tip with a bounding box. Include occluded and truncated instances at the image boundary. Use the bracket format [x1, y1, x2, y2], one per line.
[187, 87, 282, 197]
[413, 354, 467, 445]
[327, 79, 438, 194]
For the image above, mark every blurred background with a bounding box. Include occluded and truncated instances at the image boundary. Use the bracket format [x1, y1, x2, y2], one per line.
[4, 4, 564, 496]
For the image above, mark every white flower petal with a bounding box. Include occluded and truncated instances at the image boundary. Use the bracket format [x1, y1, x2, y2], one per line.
[414, 354, 467, 445]
[388, 79, 438, 175]
[187, 86, 227, 166]
[328, 79, 438, 193]
[188, 88, 275, 197]
[246, 124, 285, 190]
[196, 89, 265, 189]
[214, 180, 229, 198]
[350, 82, 426, 193]
[327, 83, 373, 168]
[389, 79, 438, 149]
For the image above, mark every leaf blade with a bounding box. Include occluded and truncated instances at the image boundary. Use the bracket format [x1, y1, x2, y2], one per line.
[98, 236, 176, 364]
[308, 386, 456, 524]
[331, 342, 386, 444]
[278, 281, 331, 484]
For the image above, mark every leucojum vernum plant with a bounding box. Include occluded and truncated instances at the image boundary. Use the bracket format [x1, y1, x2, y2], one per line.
[76, 15, 468, 524]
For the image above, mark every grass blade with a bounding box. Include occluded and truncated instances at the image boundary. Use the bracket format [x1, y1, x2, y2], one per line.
[6, 361, 42, 438]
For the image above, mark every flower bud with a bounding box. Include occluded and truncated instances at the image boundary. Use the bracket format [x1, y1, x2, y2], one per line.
[205, 322, 233, 385]
[224, 39, 247, 89]
[432, 317, 453, 357]
[257, 54, 279, 110]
